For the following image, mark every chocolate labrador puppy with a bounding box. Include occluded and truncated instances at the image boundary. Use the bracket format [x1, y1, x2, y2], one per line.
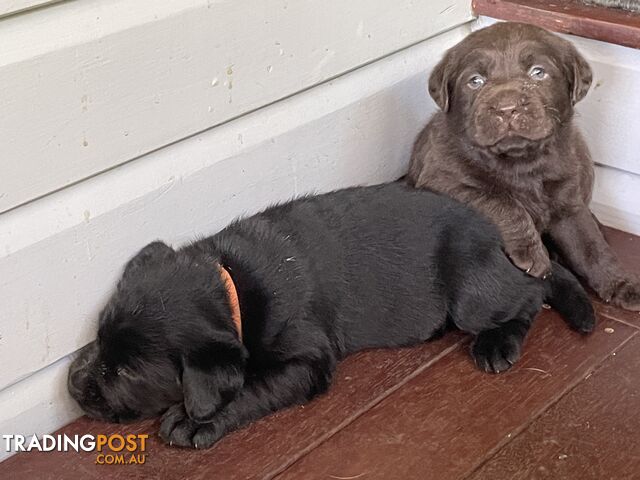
[68, 183, 594, 449]
[407, 21, 640, 311]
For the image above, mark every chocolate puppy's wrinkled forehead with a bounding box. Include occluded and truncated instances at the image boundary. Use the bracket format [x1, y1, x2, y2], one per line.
[429, 22, 592, 113]
[456, 22, 562, 53]
[445, 22, 578, 77]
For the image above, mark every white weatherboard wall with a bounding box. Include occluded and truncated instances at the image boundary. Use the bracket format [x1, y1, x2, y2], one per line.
[0, 0, 60, 18]
[0, 0, 471, 213]
[0, 5, 473, 459]
[571, 36, 640, 234]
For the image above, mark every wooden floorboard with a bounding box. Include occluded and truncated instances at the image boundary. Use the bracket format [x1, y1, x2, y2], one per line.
[0, 334, 465, 479]
[467, 332, 640, 480]
[275, 313, 635, 480]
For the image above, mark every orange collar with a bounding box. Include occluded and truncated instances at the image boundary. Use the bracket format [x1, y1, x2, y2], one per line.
[217, 264, 242, 342]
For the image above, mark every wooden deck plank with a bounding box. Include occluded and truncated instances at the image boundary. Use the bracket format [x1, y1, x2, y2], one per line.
[276, 313, 635, 480]
[468, 332, 640, 480]
[0, 334, 465, 479]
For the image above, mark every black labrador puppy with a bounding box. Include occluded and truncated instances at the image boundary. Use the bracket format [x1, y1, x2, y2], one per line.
[68, 183, 594, 449]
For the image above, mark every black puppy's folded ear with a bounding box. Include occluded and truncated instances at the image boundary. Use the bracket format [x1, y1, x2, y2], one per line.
[120, 241, 175, 283]
[568, 47, 592, 105]
[182, 341, 247, 423]
[428, 56, 453, 112]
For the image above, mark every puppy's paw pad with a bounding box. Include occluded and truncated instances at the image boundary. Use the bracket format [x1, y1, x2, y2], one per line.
[471, 330, 522, 374]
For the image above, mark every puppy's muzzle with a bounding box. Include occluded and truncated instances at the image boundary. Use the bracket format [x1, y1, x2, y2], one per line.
[67, 342, 97, 402]
[472, 84, 552, 149]
[490, 92, 530, 120]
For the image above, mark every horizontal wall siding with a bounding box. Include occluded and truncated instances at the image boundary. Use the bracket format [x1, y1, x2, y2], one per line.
[570, 36, 640, 177]
[0, 0, 472, 213]
[0, 0, 60, 18]
[0, 26, 473, 452]
[592, 165, 640, 235]
[0, 356, 81, 462]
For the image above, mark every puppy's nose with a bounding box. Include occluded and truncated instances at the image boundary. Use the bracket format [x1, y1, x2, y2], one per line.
[67, 366, 86, 399]
[68, 352, 93, 400]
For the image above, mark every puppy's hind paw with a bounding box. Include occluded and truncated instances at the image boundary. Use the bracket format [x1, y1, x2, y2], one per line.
[160, 403, 226, 449]
[471, 328, 523, 374]
[608, 278, 640, 312]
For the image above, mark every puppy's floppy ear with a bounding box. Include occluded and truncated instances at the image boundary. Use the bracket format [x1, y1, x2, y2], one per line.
[182, 340, 247, 423]
[428, 56, 453, 112]
[121, 241, 175, 281]
[568, 47, 592, 105]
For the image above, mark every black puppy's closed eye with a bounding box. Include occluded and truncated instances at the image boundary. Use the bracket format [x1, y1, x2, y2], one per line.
[115, 366, 141, 382]
[181, 342, 247, 423]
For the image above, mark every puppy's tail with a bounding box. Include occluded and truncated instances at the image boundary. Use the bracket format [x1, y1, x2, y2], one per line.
[543, 261, 595, 333]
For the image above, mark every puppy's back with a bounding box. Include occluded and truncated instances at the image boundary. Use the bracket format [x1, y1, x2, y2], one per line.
[216, 183, 512, 351]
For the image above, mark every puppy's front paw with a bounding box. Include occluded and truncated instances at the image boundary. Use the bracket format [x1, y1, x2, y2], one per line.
[565, 301, 596, 334]
[608, 277, 640, 312]
[471, 328, 523, 374]
[160, 404, 226, 449]
[507, 242, 551, 279]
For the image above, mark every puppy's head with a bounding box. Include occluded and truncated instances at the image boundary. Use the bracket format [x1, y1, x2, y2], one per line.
[429, 22, 592, 159]
[68, 241, 246, 423]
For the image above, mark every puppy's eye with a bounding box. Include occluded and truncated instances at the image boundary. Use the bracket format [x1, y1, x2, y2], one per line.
[467, 75, 486, 90]
[529, 66, 548, 80]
